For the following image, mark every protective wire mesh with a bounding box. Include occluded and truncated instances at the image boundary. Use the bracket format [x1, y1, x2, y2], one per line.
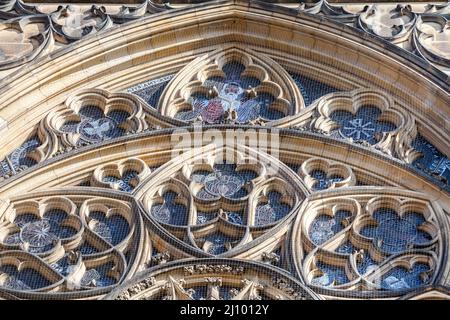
[0, 0, 448, 301]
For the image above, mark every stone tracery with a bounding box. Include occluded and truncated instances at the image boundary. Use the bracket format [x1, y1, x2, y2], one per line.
[0, 0, 447, 301]
[293, 190, 441, 295]
[158, 47, 302, 124]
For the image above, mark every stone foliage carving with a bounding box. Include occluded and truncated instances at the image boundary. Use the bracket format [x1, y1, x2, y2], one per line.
[106, 259, 318, 300]
[0, 1, 448, 76]
[138, 146, 306, 257]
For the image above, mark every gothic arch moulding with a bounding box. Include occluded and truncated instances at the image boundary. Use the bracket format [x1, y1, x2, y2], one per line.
[0, 0, 448, 301]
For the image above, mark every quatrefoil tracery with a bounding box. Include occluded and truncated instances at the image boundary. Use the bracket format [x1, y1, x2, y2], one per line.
[158, 47, 303, 124]
[313, 90, 407, 154]
[275, 89, 414, 158]
[294, 192, 440, 294]
[0, 193, 139, 295]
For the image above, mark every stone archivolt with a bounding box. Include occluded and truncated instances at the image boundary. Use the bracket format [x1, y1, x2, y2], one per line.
[299, 158, 356, 191]
[0, 1, 448, 76]
[0, 1, 448, 300]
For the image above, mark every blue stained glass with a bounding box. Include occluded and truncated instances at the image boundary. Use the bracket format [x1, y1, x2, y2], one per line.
[291, 73, 340, 106]
[89, 211, 130, 245]
[60, 105, 127, 143]
[43, 209, 68, 223]
[403, 211, 426, 226]
[81, 262, 116, 287]
[7, 210, 79, 252]
[310, 169, 344, 190]
[336, 241, 356, 254]
[204, 232, 236, 255]
[107, 110, 130, 123]
[311, 262, 349, 287]
[196, 212, 216, 224]
[196, 188, 218, 200]
[102, 170, 139, 192]
[0, 265, 52, 290]
[213, 164, 236, 172]
[381, 263, 430, 290]
[226, 211, 244, 225]
[127, 75, 174, 108]
[190, 286, 207, 300]
[50, 225, 77, 239]
[330, 106, 396, 144]
[361, 208, 431, 254]
[50, 256, 73, 276]
[254, 191, 292, 226]
[412, 134, 449, 188]
[175, 61, 284, 123]
[151, 191, 188, 226]
[192, 164, 257, 200]
[1, 136, 41, 179]
[415, 230, 432, 244]
[79, 106, 104, 119]
[14, 213, 40, 227]
[222, 62, 246, 80]
[79, 242, 100, 255]
[361, 225, 378, 238]
[190, 170, 212, 183]
[356, 254, 378, 275]
[309, 211, 352, 245]
[4, 233, 21, 245]
[254, 93, 284, 120]
[60, 120, 79, 132]
[373, 208, 398, 222]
